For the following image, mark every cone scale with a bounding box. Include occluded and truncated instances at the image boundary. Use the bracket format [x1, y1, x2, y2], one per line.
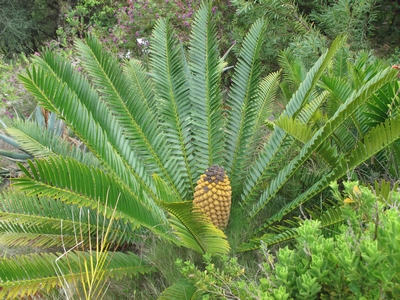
[193, 165, 232, 229]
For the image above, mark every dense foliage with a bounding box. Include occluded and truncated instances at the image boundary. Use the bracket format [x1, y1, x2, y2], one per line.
[0, 1, 399, 299]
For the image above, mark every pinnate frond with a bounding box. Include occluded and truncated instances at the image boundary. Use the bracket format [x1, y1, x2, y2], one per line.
[154, 175, 230, 255]
[0, 191, 138, 248]
[12, 157, 171, 238]
[257, 114, 400, 232]
[249, 62, 397, 217]
[241, 36, 346, 207]
[224, 18, 267, 188]
[159, 278, 197, 300]
[189, 2, 224, 175]
[150, 18, 195, 197]
[0, 251, 152, 299]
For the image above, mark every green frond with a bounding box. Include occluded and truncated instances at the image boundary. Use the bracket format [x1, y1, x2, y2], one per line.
[278, 49, 305, 88]
[75, 37, 184, 200]
[283, 35, 346, 118]
[11, 157, 172, 239]
[332, 48, 349, 78]
[150, 18, 195, 196]
[237, 227, 299, 252]
[5, 122, 100, 167]
[320, 76, 353, 110]
[28, 45, 166, 201]
[365, 80, 400, 127]
[275, 112, 340, 169]
[275, 115, 314, 144]
[241, 36, 346, 207]
[297, 91, 329, 124]
[124, 59, 156, 114]
[154, 174, 229, 255]
[249, 66, 397, 217]
[330, 120, 358, 153]
[189, 2, 224, 175]
[240, 204, 344, 251]
[224, 18, 267, 188]
[159, 278, 197, 300]
[0, 132, 25, 150]
[244, 71, 282, 166]
[160, 201, 230, 255]
[0, 251, 152, 299]
[0, 231, 78, 249]
[309, 204, 344, 229]
[28, 49, 100, 117]
[258, 114, 400, 231]
[255, 71, 281, 130]
[320, 74, 370, 147]
[0, 191, 139, 248]
[259, 228, 298, 248]
[18, 62, 158, 201]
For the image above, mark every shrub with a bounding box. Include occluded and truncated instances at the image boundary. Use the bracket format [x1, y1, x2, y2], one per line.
[310, 0, 381, 51]
[0, 0, 59, 57]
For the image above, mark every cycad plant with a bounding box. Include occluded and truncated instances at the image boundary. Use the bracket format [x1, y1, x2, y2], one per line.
[1, 2, 400, 298]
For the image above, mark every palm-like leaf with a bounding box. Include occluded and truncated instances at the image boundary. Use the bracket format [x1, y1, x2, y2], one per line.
[278, 49, 305, 89]
[0, 251, 152, 299]
[5, 121, 99, 167]
[254, 114, 400, 237]
[0, 190, 138, 248]
[13, 157, 170, 237]
[224, 18, 267, 189]
[159, 278, 197, 300]
[244, 71, 282, 165]
[239, 204, 344, 252]
[189, 2, 224, 174]
[150, 18, 194, 197]
[75, 38, 185, 200]
[18, 64, 158, 202]
[251, 67, 397, 217]
[240, 36, 346, 207]
[154, 175, 229, 255]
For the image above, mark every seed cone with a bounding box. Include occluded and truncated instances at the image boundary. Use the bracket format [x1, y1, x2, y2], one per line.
[193, 165, 232, 230]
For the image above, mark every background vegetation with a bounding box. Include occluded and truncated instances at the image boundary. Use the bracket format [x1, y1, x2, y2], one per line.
[0, 0, 399, 299]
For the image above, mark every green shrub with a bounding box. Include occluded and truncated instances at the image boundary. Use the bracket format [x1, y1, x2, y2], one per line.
[309, 0, 381, 51]
[0, 0, 59, 57]
[56, 0, 204, 58]
[56, 0, 116, 46]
